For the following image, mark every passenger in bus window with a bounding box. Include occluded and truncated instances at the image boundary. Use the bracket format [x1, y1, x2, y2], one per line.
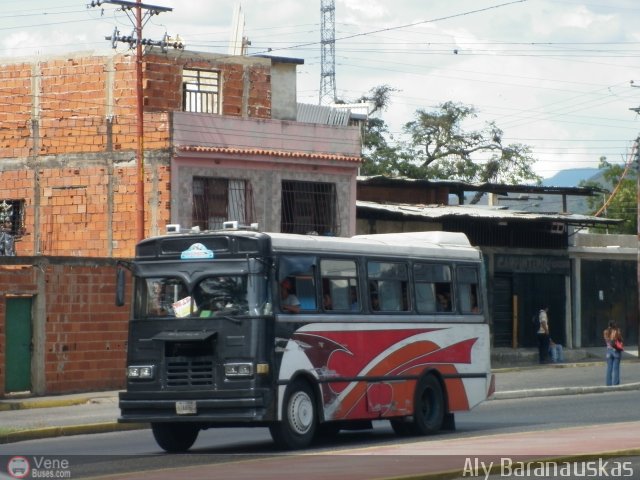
[280, 278, 301, 313]
[350, 286, 359, 311]
[470, 291, 480, 313]
[371, 292, 380, 311]
[437, 292, 451, 312]
[323, 292, 333, 310]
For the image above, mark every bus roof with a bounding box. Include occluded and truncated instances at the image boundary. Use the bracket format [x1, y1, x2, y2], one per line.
[135, 229, 480, 262]
[268, 231, 480, 261]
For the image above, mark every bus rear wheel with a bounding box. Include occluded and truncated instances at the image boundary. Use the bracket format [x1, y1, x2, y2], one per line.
[269, 379, 317, 450]
[411, 374, 445, 435]
[151, 423, 199, 453]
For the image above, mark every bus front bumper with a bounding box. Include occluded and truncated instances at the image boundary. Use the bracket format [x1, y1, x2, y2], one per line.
[118, 389, 274, 424]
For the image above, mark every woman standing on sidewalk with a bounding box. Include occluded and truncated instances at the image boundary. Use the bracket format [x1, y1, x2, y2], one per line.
[603, 320, 623, 386]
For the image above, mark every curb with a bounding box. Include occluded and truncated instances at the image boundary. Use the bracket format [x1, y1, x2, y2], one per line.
[0, 393, 117, 412]
[492, 382, 640, 400]
[0, 422, 148, 445]
[0, 397, 93, 412]
[491, 360, 606, 373]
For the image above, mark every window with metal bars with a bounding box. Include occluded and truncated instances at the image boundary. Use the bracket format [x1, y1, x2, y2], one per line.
[281, 180, 338, 236]
[182, 69, 220, 114]
[0, 199, 24, 237]
[192, 177, 254, 230]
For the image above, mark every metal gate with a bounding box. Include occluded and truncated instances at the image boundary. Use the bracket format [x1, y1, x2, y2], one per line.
[5, 297, 32, 393]
[493, 275, 513, 347]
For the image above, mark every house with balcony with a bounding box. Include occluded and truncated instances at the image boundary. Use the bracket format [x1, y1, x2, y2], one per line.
[0, 48, 362, 257]
[0, 47, 362, 396]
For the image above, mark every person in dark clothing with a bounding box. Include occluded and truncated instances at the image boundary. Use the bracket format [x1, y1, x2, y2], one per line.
[536, 306, 550, 364]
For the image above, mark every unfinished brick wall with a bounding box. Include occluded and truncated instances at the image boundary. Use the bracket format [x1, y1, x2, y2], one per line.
[143, 52, 273, 119]
[247, 65, 272, 119]
[0, 259, 129, 396]
[0, 51, 275, 258]
[0, 62, 32, 159]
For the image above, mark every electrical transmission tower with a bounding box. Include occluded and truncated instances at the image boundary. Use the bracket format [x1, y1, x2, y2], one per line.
[319, 0, 336, 105]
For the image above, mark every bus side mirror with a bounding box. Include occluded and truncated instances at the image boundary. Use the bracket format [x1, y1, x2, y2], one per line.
[116, 266, 126, 307]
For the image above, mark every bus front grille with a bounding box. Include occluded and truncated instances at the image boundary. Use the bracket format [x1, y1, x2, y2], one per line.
[165, 356, 215, 387]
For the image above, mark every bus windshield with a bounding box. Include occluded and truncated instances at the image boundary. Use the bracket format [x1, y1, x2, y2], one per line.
[139, 274, 260, 318]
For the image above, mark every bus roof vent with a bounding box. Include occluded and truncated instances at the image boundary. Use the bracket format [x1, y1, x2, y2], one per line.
[166, 224, 181, 234]
[223, 221, 239, 230]
[223, 221, 260, 231]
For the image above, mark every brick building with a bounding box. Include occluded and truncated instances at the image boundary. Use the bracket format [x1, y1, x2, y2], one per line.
[0, 48, 361, 396]
[0, 49, 362, 257]
[1, 257, 129, 395]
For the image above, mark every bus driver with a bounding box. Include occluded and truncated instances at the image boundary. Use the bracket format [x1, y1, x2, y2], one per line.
[280, 278, 301, 313]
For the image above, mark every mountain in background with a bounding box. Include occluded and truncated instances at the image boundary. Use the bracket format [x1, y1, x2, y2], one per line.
[539, 167, 606, 215]
[542, 167, 601, 187]
[468, 167, 607, 214]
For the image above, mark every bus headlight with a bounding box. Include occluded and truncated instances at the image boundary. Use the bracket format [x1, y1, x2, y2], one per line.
[127, 365, 155, 380]
[224, 362, 254, 378]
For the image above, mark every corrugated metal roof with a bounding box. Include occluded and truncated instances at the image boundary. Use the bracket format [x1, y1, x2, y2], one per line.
[357, 175, 608, 196]
[297, 103, 351, 126]
[356, 200, 620, 226]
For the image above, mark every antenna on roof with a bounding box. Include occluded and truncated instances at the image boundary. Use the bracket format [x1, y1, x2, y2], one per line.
[228, 2, 250, 55]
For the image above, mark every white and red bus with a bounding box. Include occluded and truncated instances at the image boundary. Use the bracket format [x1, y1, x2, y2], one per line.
[117, 226, 494, 451]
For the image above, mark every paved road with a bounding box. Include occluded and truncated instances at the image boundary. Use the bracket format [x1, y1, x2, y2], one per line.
[1, 360, 639, 444]
[1, 360, 639, 479]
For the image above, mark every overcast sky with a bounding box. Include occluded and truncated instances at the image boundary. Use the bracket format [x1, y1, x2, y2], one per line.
[3, 0, 640, 179]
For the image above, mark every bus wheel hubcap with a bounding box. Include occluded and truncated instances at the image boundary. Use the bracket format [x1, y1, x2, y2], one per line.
[289, 391, 313, 434]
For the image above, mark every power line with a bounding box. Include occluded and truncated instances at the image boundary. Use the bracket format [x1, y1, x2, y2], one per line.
[252, 0, 527, 56]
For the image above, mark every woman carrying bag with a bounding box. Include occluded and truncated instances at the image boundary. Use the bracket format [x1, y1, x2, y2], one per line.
[603, 320, 623, 386]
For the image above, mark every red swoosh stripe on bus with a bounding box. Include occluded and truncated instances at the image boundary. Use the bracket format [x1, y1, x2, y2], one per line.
[330, 338, 477, 418]
[291, 330, 478, 419]
[294, 329, 440, 378]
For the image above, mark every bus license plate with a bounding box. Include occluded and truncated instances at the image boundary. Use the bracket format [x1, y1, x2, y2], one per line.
[176, 400, 197, 415]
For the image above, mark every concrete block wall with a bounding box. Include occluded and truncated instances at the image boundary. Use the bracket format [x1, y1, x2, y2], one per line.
[0, 259, 129, 396]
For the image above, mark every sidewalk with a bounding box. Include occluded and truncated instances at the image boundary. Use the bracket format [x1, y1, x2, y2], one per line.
[1, 352, 638, 445]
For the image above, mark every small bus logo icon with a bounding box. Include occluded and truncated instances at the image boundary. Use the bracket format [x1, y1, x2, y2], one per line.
[7, 456, 30, 479]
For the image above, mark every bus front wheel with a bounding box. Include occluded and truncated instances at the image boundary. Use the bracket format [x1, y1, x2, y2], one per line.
[411, 374, 445, 435]
[151, 423, 199, 453]
[269, 380, 317, 450]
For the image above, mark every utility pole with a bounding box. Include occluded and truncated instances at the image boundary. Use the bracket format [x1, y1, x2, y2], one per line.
[633, 136, 640, 356]
[319, 0, 336, 105]
[91, 0, 174, 242]
[629, 87, 640, 355]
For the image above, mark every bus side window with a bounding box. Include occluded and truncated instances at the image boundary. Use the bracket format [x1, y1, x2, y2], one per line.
[294, 277, 317, 311]
[379, 280, 401, 311]
[458, 266, 481, 313]
[415, 282, 437, 312]
[367, 261, 409, 313]
[414, 263, 452, 314]
[320, 259, 359, 313]
[278, 255, 318, 312]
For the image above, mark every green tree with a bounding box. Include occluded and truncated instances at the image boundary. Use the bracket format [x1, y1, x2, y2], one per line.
[358, 95, 541, 202]
[355, 85, 403, 176]
[581, 157, 637, 234]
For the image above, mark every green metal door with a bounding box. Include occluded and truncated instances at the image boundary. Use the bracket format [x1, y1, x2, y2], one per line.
[5, 297, 32, 393]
